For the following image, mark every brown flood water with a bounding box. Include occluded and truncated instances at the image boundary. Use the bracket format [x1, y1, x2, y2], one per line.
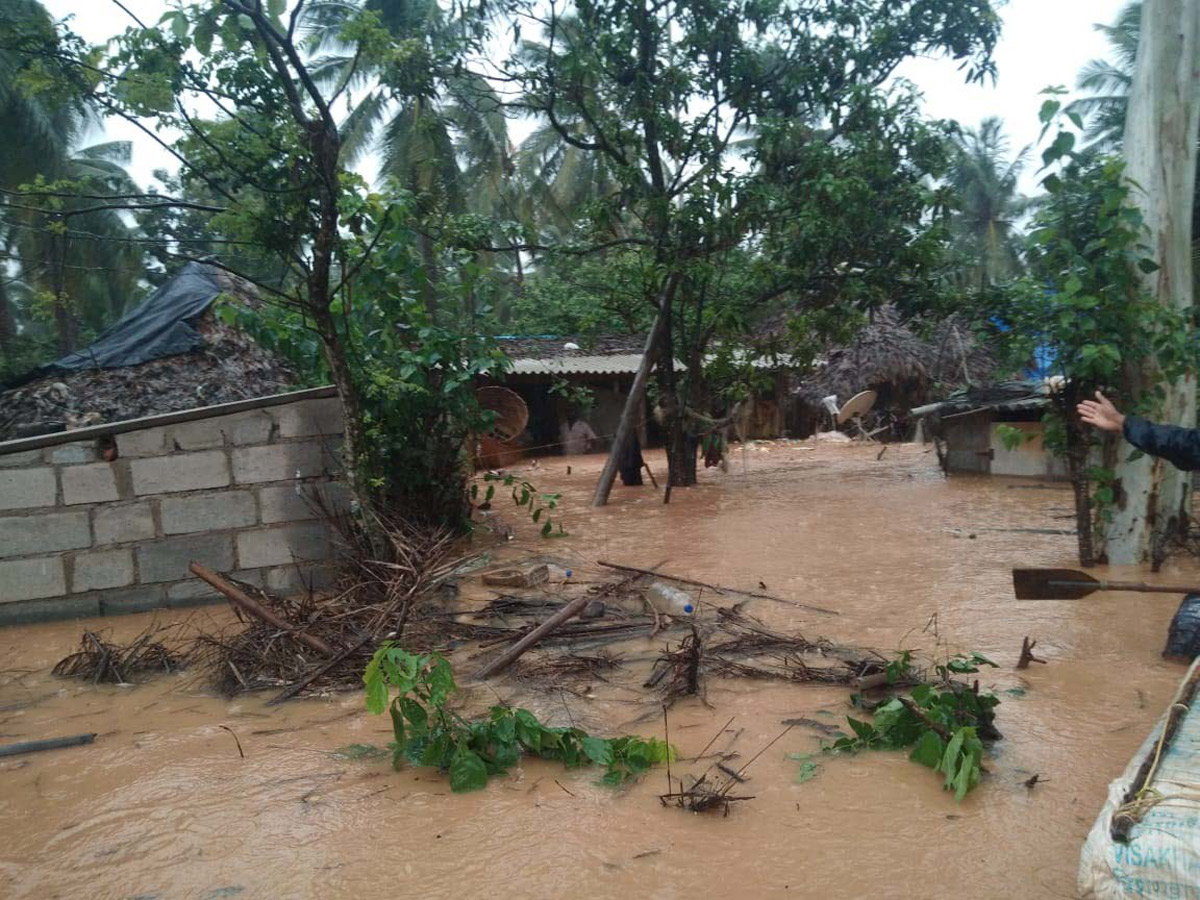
[1, 441, 1194, 900]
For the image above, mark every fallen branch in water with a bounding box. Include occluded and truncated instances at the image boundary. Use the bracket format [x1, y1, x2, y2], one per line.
[475, 595, 592, 679]
[191, 563, 336, 657]
[1016, 637, 1047, 669]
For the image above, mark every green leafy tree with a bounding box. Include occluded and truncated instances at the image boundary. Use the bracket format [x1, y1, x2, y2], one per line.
[996, 97, 1199, 566]
[498, 0, 1002, 498]
[12, 0, 508, 531]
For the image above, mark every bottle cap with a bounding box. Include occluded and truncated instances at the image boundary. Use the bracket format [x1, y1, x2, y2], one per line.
[683, 604, 694, 614]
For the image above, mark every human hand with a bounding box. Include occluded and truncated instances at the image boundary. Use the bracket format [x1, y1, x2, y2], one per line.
[1077, 391, 1126, 433]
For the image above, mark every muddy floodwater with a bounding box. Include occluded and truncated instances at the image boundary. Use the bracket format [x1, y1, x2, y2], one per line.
[1, 441, 1195, 899]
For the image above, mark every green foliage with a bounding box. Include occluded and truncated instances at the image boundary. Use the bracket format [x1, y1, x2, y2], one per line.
[827, 652, 1000, 801]
[475, 472, 565, 537]
[990, 94, 1200, 556]
[994, 424, 1032, 453]
[364, 644, 673, 791]
[1001, 94, 1198, 402]
[338, 194, 510, 527]
[548, 377, 595, 414]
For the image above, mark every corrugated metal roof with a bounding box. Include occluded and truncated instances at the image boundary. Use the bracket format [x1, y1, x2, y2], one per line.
[505, 351, 796, 376]
[508, 354, 649, 375]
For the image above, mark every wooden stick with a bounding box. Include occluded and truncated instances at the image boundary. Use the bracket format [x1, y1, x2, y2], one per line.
[189, 563, 335, 657]
[643, 463, 659, 489]
[596, 560, 840, 616]
[0, 733, 96, 757]
[475, 595, 591, 679]
[1016, 636, 1047, 669]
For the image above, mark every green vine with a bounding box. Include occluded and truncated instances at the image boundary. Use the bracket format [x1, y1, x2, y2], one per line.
[824, 652, 1000, 801]
[364, 645, 673, 791]
[474, 472, 566, 537]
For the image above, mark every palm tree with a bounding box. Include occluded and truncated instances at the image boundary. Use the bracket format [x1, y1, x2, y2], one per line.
[946, 117, 1031, 289]
[1067, 2, 1141, 150]
[0, 0, 145, 355]
[301, 1, 514, 317]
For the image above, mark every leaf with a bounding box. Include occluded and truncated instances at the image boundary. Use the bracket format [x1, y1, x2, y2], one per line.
[389, 700, 405, 745]
[400, 697, 428, 732]
[847, 717, 875, 741]
[267, 0, 286, 17]
[448, 750, 490, 792]
[163, 11, 189, 39]
[909, 731, 945, 769]
[794, 761, 820, 783]
[581, 736, 614, 766]
[541, 521, 553, 537]
[364, 661, 387, 714]
[514, 709, 543, 751]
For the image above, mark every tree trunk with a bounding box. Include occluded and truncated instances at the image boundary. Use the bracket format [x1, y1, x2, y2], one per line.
[1105, 0, 1200, 565]
[418, 232, 439, 320]
[591, 279, 676, 506]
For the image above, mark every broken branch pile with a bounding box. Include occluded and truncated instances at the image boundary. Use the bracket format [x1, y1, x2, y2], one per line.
[189, 515, 473, 699]
[52, 627, 185, 684]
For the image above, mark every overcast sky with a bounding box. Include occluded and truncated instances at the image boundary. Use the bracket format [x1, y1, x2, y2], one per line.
[45, 0, 1132, 195]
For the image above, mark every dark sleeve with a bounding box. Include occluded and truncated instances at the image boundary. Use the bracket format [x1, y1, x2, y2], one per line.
[1123, 415, 1200, 471]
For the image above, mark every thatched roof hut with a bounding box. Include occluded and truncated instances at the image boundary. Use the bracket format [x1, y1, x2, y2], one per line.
[796, 307, 928, 407]
[790, 307, 999, 439]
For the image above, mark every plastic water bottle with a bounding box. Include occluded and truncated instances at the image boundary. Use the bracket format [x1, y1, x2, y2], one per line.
[646, 582, 695, 615]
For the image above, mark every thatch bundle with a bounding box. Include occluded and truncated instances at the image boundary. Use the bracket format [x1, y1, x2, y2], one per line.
[792, 307, 999, 436]
[796, 306, 929, 406]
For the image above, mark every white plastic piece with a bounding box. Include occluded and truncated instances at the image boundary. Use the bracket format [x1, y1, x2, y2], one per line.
[646, 582, 694, 615]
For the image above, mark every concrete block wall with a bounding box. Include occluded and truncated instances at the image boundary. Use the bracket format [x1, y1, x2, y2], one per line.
[0, 389, 349, 625]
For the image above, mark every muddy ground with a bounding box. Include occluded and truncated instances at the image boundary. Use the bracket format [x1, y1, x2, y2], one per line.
[0, 441, 1191, 899]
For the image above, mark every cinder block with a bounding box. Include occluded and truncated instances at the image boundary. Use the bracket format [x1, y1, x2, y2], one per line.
[232, 443, 328, 484]
[98, 584, 167, 616]
[0, 557, 67, 602]
[47, 442, 96, 465]
[137, 533, 234, 583]
[0, 468, 56, 510]
[0, 594, 100, 625]
[265, 563, 336, 595]
[131, 451, 230, 495]
[165, 579, 221, 603]
[116, 427, 166, 457]
[0, 511, 91, 558]
[93, 503, 156, 545]
[258, 482, 352, 524]
[236, 523, 331, 569]
[273, 398, 344, 438]
[72, 548, 134, 592]
[61, 463, 120, 505]
[0, 449, 43, 467]
[219, 410, 274, 446]
[161, 490, 257, 534]
[167, 419, 225, 451]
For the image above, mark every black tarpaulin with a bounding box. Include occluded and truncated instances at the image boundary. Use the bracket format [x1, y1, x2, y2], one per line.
[10, 262, 225, 387]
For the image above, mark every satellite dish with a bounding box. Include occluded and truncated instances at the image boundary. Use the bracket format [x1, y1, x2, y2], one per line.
[836, 390, 877, 425]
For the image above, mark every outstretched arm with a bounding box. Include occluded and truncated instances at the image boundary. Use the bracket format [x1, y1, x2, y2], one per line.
[1079, 390, 1200, 471]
